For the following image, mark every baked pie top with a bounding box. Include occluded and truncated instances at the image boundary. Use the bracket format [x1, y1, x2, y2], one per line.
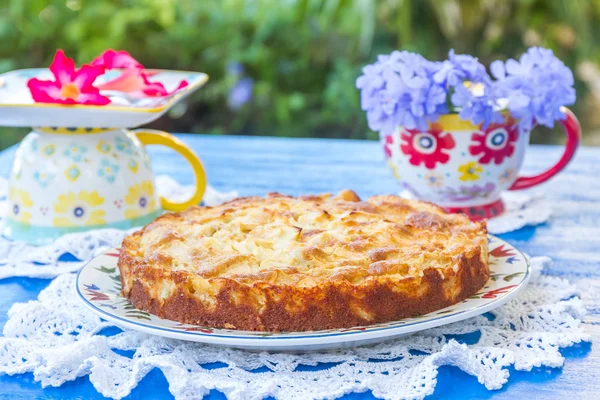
[131, 190, 486, 286]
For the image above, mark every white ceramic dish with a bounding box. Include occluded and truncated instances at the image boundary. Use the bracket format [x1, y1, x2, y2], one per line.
[76, 235, 530, 351]
[0, 68, 208, 128]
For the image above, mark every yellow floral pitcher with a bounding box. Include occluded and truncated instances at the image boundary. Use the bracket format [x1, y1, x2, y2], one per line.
[3, 127, 206, 245]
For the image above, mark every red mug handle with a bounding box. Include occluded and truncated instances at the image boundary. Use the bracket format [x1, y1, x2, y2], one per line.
[510, 107, 581, 191]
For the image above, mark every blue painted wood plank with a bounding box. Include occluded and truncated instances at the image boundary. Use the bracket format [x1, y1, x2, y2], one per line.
[0, 135, 598, 399]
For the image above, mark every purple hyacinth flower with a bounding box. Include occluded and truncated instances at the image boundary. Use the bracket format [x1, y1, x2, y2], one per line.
[356, 46, 574, 135]
[434, 49, 489, 87]
[491, 47, 575, 130]
[355, 50, 448, 135]
[451, 84, 503, 129]
[228, 77, 254, 110]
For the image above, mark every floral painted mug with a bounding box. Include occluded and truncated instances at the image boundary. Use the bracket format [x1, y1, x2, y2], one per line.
[3, 127, 206, 245]
[383, 108, 581, 220]
[0, 65, 210, 245]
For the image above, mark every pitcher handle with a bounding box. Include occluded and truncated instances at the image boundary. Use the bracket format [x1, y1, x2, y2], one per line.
[509, 107, 581, 190]
[133, 129, 206, 211]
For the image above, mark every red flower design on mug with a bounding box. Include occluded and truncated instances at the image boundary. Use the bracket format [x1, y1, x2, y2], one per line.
[383, 135, 394, 158]
[400, 124, 456, 169]
[27, 50, 110, 105]
[469, 122, 519, 165]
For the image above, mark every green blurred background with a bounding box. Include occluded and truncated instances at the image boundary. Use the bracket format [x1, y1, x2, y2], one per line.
[1, 0, 599, 149]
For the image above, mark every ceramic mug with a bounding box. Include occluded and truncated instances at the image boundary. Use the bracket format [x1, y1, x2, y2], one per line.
[3, 127, 206, 245]
[383, 108, 581, 220]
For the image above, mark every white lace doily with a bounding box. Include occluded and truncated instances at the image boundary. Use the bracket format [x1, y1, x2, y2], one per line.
[0, 257, 589, 400]
[399, 190, 551, 234]
[486, 192, 551, 234]
[0, 176, 239, 279]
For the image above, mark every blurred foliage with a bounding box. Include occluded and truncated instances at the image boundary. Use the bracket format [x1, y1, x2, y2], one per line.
[0, 0, 599, 149]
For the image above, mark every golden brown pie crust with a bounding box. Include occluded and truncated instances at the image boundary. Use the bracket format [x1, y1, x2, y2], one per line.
[118, 190, 489, 331]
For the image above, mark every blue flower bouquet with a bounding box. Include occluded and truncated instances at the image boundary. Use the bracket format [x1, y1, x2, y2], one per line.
[356, 47, 581, 220]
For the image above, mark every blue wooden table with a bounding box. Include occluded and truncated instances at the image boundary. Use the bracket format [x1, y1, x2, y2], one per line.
[0, 135, 597, 399]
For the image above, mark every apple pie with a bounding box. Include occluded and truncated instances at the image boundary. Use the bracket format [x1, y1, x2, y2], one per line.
[118, 190, 489, 331]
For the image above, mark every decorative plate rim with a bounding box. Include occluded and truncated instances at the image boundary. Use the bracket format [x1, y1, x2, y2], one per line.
[76, 235, 530, 348]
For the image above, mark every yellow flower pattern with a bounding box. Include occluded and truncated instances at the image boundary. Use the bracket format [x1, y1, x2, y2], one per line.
[41, 144, 55, 157]
[9, 188, 33, 224]
[387, 159, 401, 181]
[458, 161, 483, 182]
[53, 190, 106, 227]
[124, 181, 157, 219]
[424, 171, 444, 188]
[127, 159, 139, 173]
[499, 168, 517, 184]
[65, 164, 81, 182]
[96, 140, 112, 154]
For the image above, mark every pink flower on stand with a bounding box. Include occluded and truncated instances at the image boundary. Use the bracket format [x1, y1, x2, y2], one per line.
[27, 50, 110, 105]
[91, 49, 143, 69]
[93, 49, 188, 98]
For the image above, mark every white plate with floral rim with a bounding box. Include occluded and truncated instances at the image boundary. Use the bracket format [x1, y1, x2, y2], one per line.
[76, 235, 530, 351]
[0, 68, 208, 128]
